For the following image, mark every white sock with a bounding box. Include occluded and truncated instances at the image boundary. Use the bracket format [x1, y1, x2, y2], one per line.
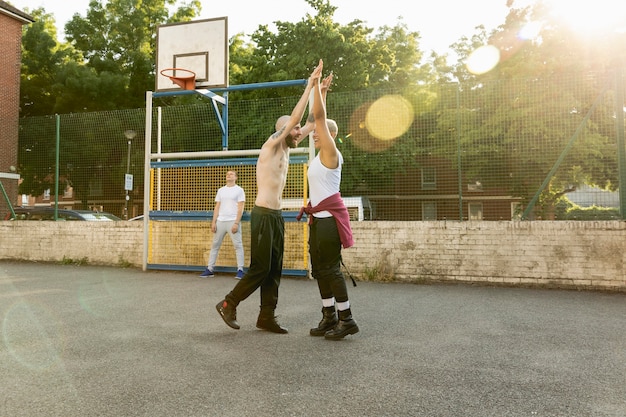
[336, 301, 350, 311]
[321, 297, 335, 308]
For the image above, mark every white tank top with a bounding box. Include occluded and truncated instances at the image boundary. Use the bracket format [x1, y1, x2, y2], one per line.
[308, 152, 343, 218]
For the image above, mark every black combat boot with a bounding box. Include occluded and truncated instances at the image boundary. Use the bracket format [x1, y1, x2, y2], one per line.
[310, 306, 338, 336]
[216, 299, 239, 330]
[324, 308, 359, 340]
[256, 308, 288, 334]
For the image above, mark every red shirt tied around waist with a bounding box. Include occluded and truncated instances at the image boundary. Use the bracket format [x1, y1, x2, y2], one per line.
[296, 192, 354, 249]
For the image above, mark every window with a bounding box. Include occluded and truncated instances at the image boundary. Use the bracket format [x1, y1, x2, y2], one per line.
[467, 181, 483, 191]
[89, 178, 103, 197]
[421, 167, 436, 190]
[422, 201, 437, 221]
[468, 203, 483, 220]
[511, 202, 522, 220]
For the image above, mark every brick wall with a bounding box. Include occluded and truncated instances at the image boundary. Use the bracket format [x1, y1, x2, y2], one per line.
[346, 221, 626, 290]
[0, 222, 143, 266]
[0, 11, 25, 215]
[1, 221, 624, 291]
[0, 13, 21, 169]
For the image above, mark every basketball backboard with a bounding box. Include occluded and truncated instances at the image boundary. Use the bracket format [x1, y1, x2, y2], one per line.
[155, 17, 228, 92]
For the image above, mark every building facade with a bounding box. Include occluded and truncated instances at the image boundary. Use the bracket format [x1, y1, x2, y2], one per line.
[0, 1, 33, 218]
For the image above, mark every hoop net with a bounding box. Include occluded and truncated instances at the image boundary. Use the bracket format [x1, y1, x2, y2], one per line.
[160, 68, 196, 91]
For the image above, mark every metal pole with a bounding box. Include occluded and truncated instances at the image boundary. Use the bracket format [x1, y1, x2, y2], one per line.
[124, 129, 136, 220]
[143, 92, 153, 271]
[151, 79, 308, 98]
[456, 83, 463, 221]
[0, 180, 16, 219]
[124, 140, 131, 219]
[521, 87, 607, 220]
[615, 69, 626, 219]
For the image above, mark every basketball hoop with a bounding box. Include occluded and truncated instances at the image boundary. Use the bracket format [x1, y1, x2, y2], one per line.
[160, 68, 196, 90]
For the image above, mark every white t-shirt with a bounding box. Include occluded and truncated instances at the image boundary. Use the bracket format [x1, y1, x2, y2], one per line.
[307, 151, 343, 218]
[215, 185, 245, 221]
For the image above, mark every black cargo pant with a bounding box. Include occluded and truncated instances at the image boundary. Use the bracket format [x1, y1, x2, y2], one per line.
[309, 216, 348, 303]
[225, 206, 284, 316]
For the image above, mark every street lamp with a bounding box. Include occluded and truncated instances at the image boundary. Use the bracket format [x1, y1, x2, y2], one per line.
[123, 129, 136, 220]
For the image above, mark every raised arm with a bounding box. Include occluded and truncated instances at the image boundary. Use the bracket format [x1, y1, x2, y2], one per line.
[313, 69, 339, 169]
[301, 72, 333, 137]
[267, 60, 323, 149]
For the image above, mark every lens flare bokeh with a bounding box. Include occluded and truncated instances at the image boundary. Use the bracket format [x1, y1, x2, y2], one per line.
[348, 95, 414, 153]
[3, 301, 65, 370]
[466, 45, 501, 75]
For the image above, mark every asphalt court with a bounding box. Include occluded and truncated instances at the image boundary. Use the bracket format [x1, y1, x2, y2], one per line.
[1, 260, 626, 417]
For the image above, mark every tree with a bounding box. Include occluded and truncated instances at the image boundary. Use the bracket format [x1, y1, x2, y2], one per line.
[20, 8, 81, 117]
[224, 0, 436, 193]
[21, 0, 202, 113]
[18, 1, 204, 200]
[431, 1, 625, 216]
[229, 0, 427, 97]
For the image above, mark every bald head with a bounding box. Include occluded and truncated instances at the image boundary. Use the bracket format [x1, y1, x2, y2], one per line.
[327, 119, 338, 137]
[275, 115, 290, 132]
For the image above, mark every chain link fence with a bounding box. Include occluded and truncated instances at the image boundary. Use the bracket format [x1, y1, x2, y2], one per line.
[11, 70, 626, 221]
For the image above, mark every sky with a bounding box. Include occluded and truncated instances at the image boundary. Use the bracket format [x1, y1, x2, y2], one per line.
[11, 0, 518, 56]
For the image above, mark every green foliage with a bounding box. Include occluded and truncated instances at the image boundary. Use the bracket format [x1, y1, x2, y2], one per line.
[117, 257, 133, 268]
[433, 2, 626, 217]
[17, 115, 57, 196]
[545, 194, 570, 220]
[60, 256, 89, 265]
[567, 206, 621, 220]
[18, 109, 145, 203]
[21, 0, 201, 114]
[228, 0, 427, 99]
[20, 9, 81, 117]
[17, 0, 626, 217]
[362, 249, 395, 282]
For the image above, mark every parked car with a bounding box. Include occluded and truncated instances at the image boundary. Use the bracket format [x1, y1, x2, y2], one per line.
[5, 207, 121, 221]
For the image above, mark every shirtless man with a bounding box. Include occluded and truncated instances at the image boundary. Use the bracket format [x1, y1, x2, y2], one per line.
[216, 60, 323, 333]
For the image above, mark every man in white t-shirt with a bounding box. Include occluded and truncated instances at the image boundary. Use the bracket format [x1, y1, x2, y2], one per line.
[200, 170, 245, 279]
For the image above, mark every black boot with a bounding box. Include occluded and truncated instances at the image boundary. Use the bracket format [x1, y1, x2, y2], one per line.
[325, 308, 359, 340]
[310, 306, 338, 336]
[216, 300, 239, 330]
[256, 309, 288, 334]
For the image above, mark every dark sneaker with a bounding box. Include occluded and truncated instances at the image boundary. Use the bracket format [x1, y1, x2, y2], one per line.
[256, 316, 288, 334]
[216, 300, 239, 329]
[235, 269, 244, 279]
[200, 268, 214, 278]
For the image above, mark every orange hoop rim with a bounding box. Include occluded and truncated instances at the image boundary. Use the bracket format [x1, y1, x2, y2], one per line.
[160, 68, 196, 90]
[159, 67, 196, 80]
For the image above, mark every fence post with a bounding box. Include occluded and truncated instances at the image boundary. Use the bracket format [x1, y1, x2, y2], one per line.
[456, 83, 463, 221]
[54, 114, 60, 220]
[521, 87, 607, 219]
[615, 69, 626, 219]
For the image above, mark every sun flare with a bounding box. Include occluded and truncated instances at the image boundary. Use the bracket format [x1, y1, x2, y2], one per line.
[466, 45, 501, 75]
[541, 0, 626, 35]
